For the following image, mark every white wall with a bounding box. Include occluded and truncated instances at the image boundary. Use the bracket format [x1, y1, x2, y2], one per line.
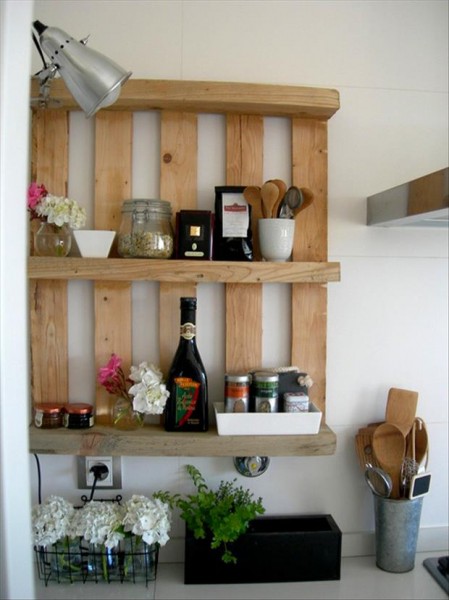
[26, 0, 448, 565]
[0, 1, 35, 599]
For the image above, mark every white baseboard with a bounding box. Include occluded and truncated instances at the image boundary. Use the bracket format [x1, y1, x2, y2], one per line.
[158, 526, 449, 564]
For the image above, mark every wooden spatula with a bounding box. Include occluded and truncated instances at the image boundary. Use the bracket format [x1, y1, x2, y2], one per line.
[385, 387, 418, 436]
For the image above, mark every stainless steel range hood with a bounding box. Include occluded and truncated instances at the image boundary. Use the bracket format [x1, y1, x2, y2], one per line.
[367, 167, 448, 227]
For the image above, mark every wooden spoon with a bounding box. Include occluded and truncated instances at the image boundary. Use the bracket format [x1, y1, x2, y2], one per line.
[414, 417, 429, 471]
[269, 179, 287, 217]
[292, 187, 314, 217]
[260, 181, 279, 219]
[373, 422, 406, 499]
[385, 387, 418, 436]
[243, 186, 263, 218]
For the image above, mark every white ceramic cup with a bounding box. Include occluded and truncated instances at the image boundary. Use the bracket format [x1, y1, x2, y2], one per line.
[258, 218, 295, 262]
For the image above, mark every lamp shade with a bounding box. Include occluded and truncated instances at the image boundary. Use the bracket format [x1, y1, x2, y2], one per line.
[34, 21, 131, 117]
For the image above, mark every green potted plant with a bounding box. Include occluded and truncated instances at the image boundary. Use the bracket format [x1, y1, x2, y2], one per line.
[156, 464, 265, 564]
[156, 465, 342, 585]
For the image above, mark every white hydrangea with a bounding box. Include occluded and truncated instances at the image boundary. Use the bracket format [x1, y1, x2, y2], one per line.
[128, 362, 170, 415]
[32, 495, 75, 547]
[68, 501, 125, 549]
[36, 194, 86, 229]
[122, 495, 171, 547]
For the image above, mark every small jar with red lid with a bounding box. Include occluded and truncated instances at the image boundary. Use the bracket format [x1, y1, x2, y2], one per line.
[34, 403, 64, 429]
[63, 403, 95, 429]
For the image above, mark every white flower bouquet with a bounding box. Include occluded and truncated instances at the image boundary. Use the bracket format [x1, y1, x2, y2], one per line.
[33, 494, 171, 584]
[28, 182, 86, 229]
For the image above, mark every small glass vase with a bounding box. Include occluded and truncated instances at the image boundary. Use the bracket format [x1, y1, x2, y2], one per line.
[49, 538, 85, 582]
[34, 222, 72, 257]
[87, 544, 118, 582]
[121, 537, 158, 582]
[113, 397, 144, 430]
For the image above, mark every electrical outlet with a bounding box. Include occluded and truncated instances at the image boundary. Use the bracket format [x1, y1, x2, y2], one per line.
[77, 456, 122, 489]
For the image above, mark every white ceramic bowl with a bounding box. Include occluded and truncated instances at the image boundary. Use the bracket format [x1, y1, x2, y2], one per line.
[73, 230, 116, 258]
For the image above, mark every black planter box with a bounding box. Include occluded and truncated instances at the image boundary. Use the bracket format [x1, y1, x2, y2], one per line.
[184, 514, 341, 584]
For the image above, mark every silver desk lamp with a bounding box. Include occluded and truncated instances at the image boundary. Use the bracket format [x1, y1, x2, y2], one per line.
[32, 20, 132, 117]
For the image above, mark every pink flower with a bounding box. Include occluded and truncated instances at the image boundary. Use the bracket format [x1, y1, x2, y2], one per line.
[27, 182, 48, 217]
[98, 353, 122, 384]
[98, 353, 130, 399]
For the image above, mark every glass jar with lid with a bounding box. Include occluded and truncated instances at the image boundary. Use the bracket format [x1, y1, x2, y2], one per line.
[63, 403, 95, 429]
[118, 199, 174, 258]
[34, 403, 64, 428]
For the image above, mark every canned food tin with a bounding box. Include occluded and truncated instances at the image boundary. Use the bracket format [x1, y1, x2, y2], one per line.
[252, 371, 279, 412]
[283, 393, 309, 413]
[224, 373, 250, 413]
[34, 403, 64, 428]
[63, 403, 95, 429]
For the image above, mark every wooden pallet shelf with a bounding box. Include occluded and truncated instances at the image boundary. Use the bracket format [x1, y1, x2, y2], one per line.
[29, 78, 340, 457]
[29, 423, 336, 457]
[30, 78, 340, 119]
[28, 257, 340, 284]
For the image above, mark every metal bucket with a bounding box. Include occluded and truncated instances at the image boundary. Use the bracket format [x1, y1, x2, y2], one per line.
[374, 495, 423, 573]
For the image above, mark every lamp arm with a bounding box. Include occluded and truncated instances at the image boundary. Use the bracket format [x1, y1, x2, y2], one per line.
[32, 31, 48, 72]
[36, 64, 59, 85]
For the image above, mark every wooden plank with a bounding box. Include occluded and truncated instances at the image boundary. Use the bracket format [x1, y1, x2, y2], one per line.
[31, 79, 340, 120]
[28, 257, 341, 283]
[94, 112, 133, 423]
[291, 118, 329, 416]
[291, 119, 328, 262]
[226, 115, 264, 373]
[159, 111, 198, 374]
[30, 110, 69, 406]
[29, 423, 337, 456]
[30, 280, 68, 404]
[94, 112, 132, 231]
[31, 111, 69, 191]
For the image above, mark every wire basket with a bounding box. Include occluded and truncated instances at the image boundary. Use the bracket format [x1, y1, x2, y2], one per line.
[35, 536, 158, 586]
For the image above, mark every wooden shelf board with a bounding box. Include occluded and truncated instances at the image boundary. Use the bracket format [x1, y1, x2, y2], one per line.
[28, 257, 340, 284]
[29, 423, 336, 457]
[31, 78, 340, 120]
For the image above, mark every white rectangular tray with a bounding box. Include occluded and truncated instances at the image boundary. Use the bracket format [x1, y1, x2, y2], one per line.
[214, 402, 322, 436]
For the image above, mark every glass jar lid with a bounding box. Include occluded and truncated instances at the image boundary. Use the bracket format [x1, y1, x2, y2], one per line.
[64, 402, 93, 414]
[35, 403, 64, 414]
[121, 199, 172, 217]
[253, 371, 279, 382]
[225, 373, 250, 383]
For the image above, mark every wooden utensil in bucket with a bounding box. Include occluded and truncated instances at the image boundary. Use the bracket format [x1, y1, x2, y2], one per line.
[373, 422, 406, 499]
[414, 417, 429, 471]
[355, 426, 381, 470]
[385, 387, 418, 436]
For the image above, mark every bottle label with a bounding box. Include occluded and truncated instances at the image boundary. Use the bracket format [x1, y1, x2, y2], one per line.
[222, 193, 249, 238]
[173, 377, 201, 426]
[180, 322, 195, 340]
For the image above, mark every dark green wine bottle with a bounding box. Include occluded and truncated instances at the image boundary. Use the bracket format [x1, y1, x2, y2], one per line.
[164, 297, 208, 431]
